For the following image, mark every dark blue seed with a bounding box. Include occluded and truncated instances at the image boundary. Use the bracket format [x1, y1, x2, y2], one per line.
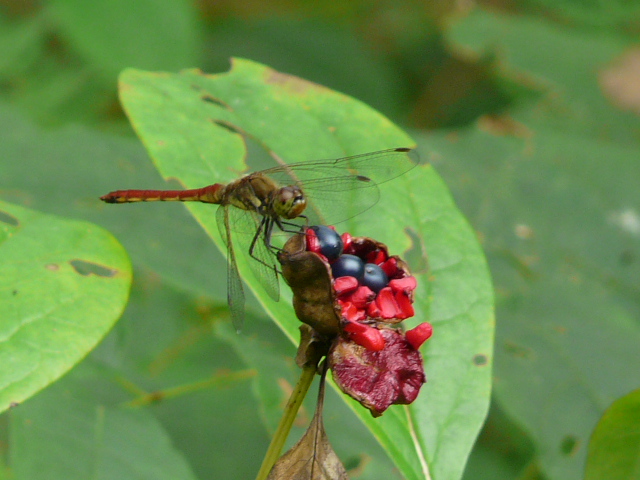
[362, 263, 389, 293]
[331, 254, 364, 279]
[311, 225, 343, 260]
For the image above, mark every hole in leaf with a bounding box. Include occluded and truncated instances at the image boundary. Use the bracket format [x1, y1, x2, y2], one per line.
[473, 354, 488, 366]
[69, 260, 117, 277]
[201, 94, 232, 110]
[211, 118, 242, 135]
[0, 210, 19, 226]
[560, 435, 580, 456]
[403, 227, 428, 274]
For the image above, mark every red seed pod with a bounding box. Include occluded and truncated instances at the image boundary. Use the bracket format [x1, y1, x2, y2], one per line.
[279, 228, 432, 416]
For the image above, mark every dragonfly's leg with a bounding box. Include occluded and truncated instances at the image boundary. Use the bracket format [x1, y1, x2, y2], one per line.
[276, 216, 307, 234]
[249, 216, 265, 259]
[264, 219, 287, 255]
[248, 217, 278, 268]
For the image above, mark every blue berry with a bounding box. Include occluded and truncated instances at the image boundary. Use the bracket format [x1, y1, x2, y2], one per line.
[331, 254, 364, 279]
[362, 263, 388, 293]
[311, 225, 343, 260]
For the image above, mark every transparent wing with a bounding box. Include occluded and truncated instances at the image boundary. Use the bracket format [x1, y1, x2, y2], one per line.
[260, 147, 418, 225]
[227, 206, 280, 302]
[216, 205, 245, 331]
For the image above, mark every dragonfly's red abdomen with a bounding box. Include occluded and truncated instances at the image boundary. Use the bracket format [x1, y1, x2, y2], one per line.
[100, 184, 224, 204]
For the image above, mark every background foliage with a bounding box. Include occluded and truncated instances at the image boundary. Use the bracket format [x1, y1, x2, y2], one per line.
[1, 1, 639, 479]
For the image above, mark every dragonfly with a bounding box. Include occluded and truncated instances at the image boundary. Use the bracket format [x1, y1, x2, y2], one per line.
[101, 147, 418, 330]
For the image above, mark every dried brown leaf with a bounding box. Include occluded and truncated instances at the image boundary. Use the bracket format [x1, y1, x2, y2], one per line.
[267, 366, 349, 480]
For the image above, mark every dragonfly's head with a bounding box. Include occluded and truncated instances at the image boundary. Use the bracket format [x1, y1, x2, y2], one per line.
[273, 186, 306, 219]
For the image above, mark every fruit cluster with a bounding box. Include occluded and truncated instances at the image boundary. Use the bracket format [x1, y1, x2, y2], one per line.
[279, 225, 433, 416]
[306, 226, 431, 352]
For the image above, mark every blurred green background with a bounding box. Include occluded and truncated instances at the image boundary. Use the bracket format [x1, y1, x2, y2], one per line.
[1, 0, 639, 479]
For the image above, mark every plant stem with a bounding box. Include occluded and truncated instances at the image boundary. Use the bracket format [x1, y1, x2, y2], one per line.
[254, 364, 317, 480]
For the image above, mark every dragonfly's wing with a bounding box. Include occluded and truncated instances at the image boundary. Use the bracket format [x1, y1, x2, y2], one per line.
[261, 147, 419, 225]
[227, 206, 280, 302]
[216, 205, 245, 331]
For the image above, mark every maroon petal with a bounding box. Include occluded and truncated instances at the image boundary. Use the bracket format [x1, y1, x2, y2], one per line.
[329, 328, 426, 416]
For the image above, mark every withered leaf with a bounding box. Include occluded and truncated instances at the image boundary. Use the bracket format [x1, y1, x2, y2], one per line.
[267, 365, 349, 480]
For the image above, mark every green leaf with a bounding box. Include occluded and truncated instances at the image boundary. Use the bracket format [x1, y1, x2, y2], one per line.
[0, 200, 131, 413]
[585, 388, 640, 480]
[0, 102, 226, 301]
[205, 17, 404, 118]
[424, 120, 640, 480]
[10, 367, 197, 480]
[437, 9, 640, 480]
[47, 0, 201, 81]
[521, 0, 640, 30]
[446, 8, 640, 145]
[0, 15, 45, 76]
[115, 59, 494, 480]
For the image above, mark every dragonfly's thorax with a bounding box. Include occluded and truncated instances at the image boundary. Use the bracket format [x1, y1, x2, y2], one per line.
[222, 174, 305, 220]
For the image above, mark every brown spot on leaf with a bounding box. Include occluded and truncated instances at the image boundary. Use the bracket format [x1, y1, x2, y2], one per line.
[514, 224, 535, 240]
[478, 113, 533, 139]
[265, 69, 326, 94]
[46, 264, 59, 271]
[403, 227, 429, 274]
[473, 354, 488, 366]
[600, 49, 640, 115]
[69, 259, 117, 277]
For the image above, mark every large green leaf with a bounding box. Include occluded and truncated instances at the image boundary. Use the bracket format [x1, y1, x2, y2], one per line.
[447, 7, 640, 145]
[439, 8, 640, 480]
[47, 0, 200, 81]
[521, 0, 640, 30]
[424, 122, 640, 480]
[585, 388, 640, 480]
[113, 59, 494, 480]
[0, 201, 131, 413]
[10, 364, 197, 480]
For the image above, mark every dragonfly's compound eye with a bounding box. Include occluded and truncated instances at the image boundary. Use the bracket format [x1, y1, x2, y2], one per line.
[275, 186, 307, 219]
